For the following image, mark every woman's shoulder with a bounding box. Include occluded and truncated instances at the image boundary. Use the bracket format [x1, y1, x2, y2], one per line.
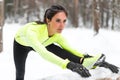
[24, 21, 47, 28]
[24, 21, 45, 25]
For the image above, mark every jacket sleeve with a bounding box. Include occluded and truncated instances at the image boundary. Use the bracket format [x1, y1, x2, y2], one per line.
[55, 34, 84, 58]
[26, 27, 70, 69]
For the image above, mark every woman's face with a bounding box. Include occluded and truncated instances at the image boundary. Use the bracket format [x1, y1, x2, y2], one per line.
[47, 11, 67, 36]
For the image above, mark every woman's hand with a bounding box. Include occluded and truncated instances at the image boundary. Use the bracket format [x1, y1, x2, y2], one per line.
[99, 61, 119, 73]
[67, 61, 91, 77]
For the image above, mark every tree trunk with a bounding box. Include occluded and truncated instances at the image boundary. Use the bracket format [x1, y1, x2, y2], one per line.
[93, 0, 100, 35]
[99, 0, 104, 28]
[83, 0, 87, 26]
[0, 0, 4, 52]
[105, 0, 109, 28]
[13, 0, 19, 23]
[73, 0, 79, 27]
[111, 0, 115, 30]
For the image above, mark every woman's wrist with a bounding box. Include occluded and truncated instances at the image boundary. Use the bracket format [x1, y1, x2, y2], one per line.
[80, 58, 84, 64]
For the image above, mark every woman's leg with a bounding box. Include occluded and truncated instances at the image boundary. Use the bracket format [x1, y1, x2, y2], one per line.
[13, 40, 33, 80]
[46, 44, 81, 63]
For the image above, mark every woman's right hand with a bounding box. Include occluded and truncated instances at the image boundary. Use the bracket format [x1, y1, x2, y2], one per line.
[67, 61, 91, 77]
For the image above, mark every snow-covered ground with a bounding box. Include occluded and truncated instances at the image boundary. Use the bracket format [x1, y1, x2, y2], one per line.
[0, 23, 120, 80]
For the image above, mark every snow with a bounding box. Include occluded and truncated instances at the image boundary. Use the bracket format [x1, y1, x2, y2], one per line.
[0, 23, 120, 80]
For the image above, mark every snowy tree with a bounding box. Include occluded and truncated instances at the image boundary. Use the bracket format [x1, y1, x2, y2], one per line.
[0, 0, 4, 52]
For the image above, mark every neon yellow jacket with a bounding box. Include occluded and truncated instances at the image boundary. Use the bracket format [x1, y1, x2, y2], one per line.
[15, 22, 84, 69]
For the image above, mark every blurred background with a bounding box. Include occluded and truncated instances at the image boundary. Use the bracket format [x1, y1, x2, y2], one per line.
[0, 0, 120, 52]
[1, 1, 120, 79]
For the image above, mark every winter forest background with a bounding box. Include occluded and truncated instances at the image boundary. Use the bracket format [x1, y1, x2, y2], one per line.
[0, 0, 120, 52]
[0, 0, 120, 79]
[0, 0, 120, 54]
[2, 0, 120, 29]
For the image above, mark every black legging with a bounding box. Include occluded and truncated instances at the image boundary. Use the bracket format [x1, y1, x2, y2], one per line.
[13, 40, 80, 80]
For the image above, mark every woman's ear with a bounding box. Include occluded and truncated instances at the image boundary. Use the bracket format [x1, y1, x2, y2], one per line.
[46, 18, 50, 24]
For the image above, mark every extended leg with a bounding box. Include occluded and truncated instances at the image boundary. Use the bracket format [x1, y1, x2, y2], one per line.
[13, 40, 33, 80]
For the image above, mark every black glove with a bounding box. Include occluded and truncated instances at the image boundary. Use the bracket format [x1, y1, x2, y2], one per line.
[84, 54, 93, 58]
[67, 61, 91, 77]
[99, 61, 119, 73]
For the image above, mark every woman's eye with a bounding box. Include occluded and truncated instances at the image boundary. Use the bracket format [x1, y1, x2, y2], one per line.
[63, 19, 66, 23]
[56, 19, 61, 22]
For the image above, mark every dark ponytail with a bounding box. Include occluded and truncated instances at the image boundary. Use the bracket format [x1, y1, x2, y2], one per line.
[35, 21, 45, 24]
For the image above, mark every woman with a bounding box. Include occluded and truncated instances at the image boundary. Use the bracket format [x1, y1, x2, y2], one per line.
[13, 4, 119, 80]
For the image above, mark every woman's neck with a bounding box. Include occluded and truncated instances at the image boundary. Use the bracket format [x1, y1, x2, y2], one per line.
[47, 27, 54, 37]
